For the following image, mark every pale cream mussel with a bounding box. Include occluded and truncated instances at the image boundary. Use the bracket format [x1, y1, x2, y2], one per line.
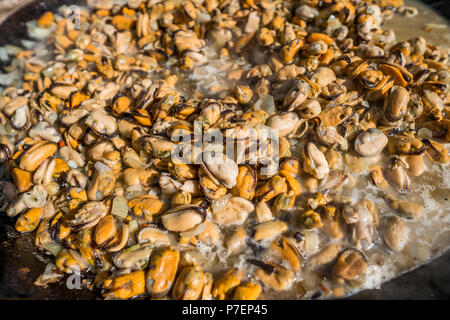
[2, 96, 28, 118]
[66, 168, 88, 189]
[83, 127, 105, 149]
[255, 156, 279, 180]
[50, 83, 78, 100]
[354, 128, 388, 157]
[295, 98, 321, 119]
[283, 79, 311, 111]
[212, 268, 244, 299]
[87, 141, 115, 162]
[15, 207, 43, 233]
[87, 161, 116, 201]
[34, 263, 64, 287]
[59, 146, 85, 169]
[384, 194, 423, 220]
[84, 110, 118, 138]
[308, 244, 341, 266]
[2, 0, 450, 300]
[112, 244, 153, 270]
[266, 112, 308, 138]
[384, 85, 410, 123]
[421, 89, 444, 111]
[306, 40, 328, 56]
[6, 184, 47, 217]
[211, 196, 254, 226]
[314, 119, 349, 151]
[201, 151, 239, 189]
[301, 142, 330, 180]
[276, 64, 305, 83]
[134, 82, 157, 110]
[161, 204, 207, 237]
[342, 200, 378, 249]
[317, 105, 353, 127]
[122, 146, 144, 169]
[385, 157, 410, 192]
[95, 82, 120, 103]
[28, 121, 62, 143]
[11, 105, 30, 130]
[310, 67, 337, 88]
[59, 108, 89, 127]
[386, 133, 426, 157]
[325, 148, 342, 170]
[67, 201, 108, 231]
[318, 170, 348, 193]
[142, 135, 176, 158]
[117, 118, 142, 141]
[250, 259, 295, 291]
[181, 49, 208, 67]
[158, 173, 183, 196]
[64, 122, 86, 149]
[253, 221, 288, 241]
[33, 157, 56, 185]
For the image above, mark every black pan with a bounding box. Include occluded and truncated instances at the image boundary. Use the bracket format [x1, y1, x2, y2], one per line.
[0, 0, 449, 300]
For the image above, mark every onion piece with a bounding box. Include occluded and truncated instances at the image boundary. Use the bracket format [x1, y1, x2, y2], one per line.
[111, 196, 129, 219]
[43, 242, 63, 256]
[211, 194, 232, 215]
[304, 230, 319, 254]
[26, 20, 53, 40]
[255, 95, 275, 115]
